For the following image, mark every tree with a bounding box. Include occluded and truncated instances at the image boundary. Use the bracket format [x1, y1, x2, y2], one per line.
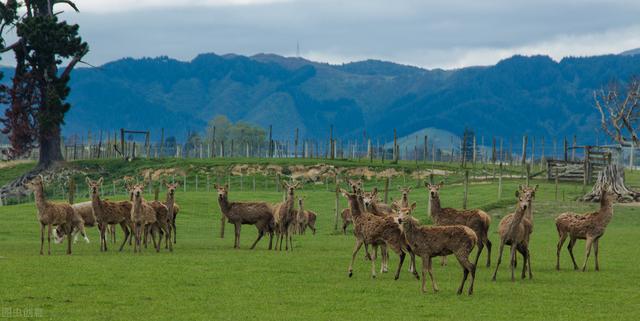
[594, 77, 640, 148]
[585, 77, 640, 202]
[0, 0, 88, 169]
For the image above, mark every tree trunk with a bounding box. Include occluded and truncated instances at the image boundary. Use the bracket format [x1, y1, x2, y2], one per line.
[583, 164, 639, 202]
[37, 125, 64, 169]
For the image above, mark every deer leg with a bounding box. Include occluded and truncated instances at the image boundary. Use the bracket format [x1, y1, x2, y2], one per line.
[364, 244, 372, 261]
[47, 224, 52, 255]
[268, 231, 273, 250]
[103, 224, 109, 252]
[250, 230, 264, 250]
[380, 245, 388, 273]
[473, 240, 484, 268]
[509, 244, 517, 282]
[517, 244, 528, 279]
[370, 244, 378, 278]
[582, 236, 594, 272]
[567, 237, 579, 270]
[427, 257, 439, 292]
[220, 216, 226, 239]
[234, 223, 241, 249]
[118, 222, 129, 252]
[394, 249, 406, 281]
[556, 232, 567, 270]
[408, 248, 420, 279]
[168, 224, 173, 252]
[456, 253, 475, 295]
[40, 223, 45, 255]
[172, 219, 177, 244]
[492, 240, 505, 281]
[485, 237, 492, 268]
[348, 239, 364, 277]
[66, 225, 72, 255]
[441, 255, 447, 266]
[594, 237, 600, 271]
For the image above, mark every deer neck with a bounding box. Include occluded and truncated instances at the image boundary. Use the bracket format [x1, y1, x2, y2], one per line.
[91, 192, 104, 215]
[132, 196, 144, 214]
[401, 195, 409, 207]
[284, 192, 295, 212]
[597, 197, 614, 225]
[218, 195, 231, 214]
[165, 192, 175, 213]
[349, 198, 364, 218]
[430, 196, 442, 217]
[33, 185, 47, 215]
[524, 200, 534, 221]
[507, 206, 526, 236]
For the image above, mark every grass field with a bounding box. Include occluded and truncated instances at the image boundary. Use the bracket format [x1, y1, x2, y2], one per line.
[0, 160, 639, 320]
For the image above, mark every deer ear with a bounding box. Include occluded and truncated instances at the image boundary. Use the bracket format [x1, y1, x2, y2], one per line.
[515, 190, 520, 198]
[410, 202, 417, 211]
[339, 188, 349, 197]
[85, 177, 91, 185]
[534, 184, 539, 192]
[424, 181, 430, 188]
[438, 181, 444, 187]
[213, 183, 219, 189]
[224, 184, 229, 190]
[408, 187, 412, 192]
[97, 177, 104, 185]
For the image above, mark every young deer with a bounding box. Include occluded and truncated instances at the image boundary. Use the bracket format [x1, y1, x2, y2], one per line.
[396, 205, 477, 295]
[215, 184, 274, 249]
[426, 182, 492, 267]
[492, 191, 533, 281]
[296, 197, 317, 235]
[555, 188, 618, 271]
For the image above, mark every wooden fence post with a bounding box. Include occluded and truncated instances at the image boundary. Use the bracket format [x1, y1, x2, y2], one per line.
[463, 170, 469, 209]
[498, 163, 503, 200]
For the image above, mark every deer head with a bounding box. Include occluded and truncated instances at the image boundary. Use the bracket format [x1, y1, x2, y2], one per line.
[214, 183, 229, 201]
[86, 177, 104, 196]
[425, 181, 444, 199]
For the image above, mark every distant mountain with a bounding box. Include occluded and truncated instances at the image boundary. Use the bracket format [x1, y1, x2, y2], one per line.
[620, 48, 640, 56]
[3, 52, 640, 143]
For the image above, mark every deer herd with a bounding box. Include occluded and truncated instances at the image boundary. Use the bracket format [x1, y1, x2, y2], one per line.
[26, 172, 619, 296]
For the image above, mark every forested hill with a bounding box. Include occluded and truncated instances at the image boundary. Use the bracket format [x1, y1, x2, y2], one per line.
[3, 52, 640, 142]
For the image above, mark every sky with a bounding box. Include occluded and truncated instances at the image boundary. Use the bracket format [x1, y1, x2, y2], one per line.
[7, 0, 640, 69]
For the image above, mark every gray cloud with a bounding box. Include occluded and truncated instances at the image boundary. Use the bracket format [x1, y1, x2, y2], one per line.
[8, 0, 640, 69]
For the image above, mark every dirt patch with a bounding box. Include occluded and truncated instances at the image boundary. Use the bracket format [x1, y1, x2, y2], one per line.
[0, 160, 32, 169]
[139, 168, 187, 181]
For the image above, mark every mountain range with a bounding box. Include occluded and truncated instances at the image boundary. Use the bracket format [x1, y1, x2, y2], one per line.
[3, 50, 640, 143]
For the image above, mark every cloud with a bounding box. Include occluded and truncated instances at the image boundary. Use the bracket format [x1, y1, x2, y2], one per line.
[76, 0, 293, 13]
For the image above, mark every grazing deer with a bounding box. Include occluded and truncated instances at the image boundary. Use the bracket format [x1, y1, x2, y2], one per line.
[555, 187, 618, 271]
[426, 182, 492, 267]
[215, 184, 274, 249]
[272, 181, 301, 251]
[26, 175, 83, 255]
[492, 191, 533, 281]
[396, 205, 477, 295]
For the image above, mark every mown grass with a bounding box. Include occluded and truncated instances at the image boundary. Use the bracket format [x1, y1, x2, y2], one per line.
[0, 172, 638, 320]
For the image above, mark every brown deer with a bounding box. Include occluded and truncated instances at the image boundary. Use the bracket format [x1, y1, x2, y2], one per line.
[86, 177, 133, 252]
[341, 189, 418, 279]
[491, 191, 533, 281]
[362, 188, 393, 216]
[54, 201, 94, 244]
[341, 179, 363, 234]
[296, 197, 317, 235]
[396, 205, 477, 295]
[26, 175, 84, 255]
[130, 184, 158, 253]
[149, 199, 172, 252]
[500, 185, 537, 269]
[215, 184, 274, 249]
[399, 187, 412, 207]
[164, 182, 180, 244]
[426, 182, 492, 267]
[555, 187, 618, 271]
[272, 181, 301, 251]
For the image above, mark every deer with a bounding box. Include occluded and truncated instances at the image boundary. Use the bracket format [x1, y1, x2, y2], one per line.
[426, 182, 492, 267]
[26, 175, 84, 255]
[341, 189, 418, 280]
[491, 190, 534, 281]
[54, 201, 93, 244]
[395, 205, 477, 295]
[215, 184, 274, 249]
[555, 187, 618, 271]
[341, 179, 363, 234]
[130, 184, 158, 253]
[272, 181, 301, 251]
[86, 177, 134, 252]
[296, 197, 317, 235]
[164, 182, 179, 245]
[362, 188, 393, 216]
[399, 187, 412, 208]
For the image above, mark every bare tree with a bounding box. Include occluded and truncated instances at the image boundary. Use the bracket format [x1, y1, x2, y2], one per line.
[594, 78, 640, 147]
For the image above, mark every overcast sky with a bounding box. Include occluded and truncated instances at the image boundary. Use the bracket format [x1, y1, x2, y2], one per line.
[10, 0, 640, 69]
